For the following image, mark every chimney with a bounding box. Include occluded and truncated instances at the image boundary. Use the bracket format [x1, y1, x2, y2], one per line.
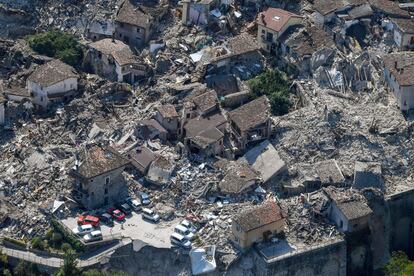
[261, 13, 266, 26]
[112, 32, 115, 43]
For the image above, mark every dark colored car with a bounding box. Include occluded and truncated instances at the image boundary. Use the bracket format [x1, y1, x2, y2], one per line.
[107, 208, 126, 221]
[116, 203, 132, 216]
[100, 213, 114, 226]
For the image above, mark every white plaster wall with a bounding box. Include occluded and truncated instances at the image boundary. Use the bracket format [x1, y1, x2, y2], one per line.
[329, 202, 348, 232]
[385, 68, 414, 111]
[27, 78, 78, 108]
[0, 103, 5, 125]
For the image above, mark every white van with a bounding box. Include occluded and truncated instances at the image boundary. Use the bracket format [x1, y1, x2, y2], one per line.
[174, 224, 195, 241]
[83, 230, 103, 243]
[170, 233, 192, 249]
[142, 208, 160, 223]
[72, 224, 93, 236]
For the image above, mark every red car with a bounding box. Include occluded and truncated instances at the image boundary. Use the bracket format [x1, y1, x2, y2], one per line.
[77, 215, 100, 227]
[107, 208, 126, 221]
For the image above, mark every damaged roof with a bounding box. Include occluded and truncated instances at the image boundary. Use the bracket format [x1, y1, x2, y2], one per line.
[392, 18, 414, 33]
[28, 59, 78, 87]
[116, 0, 152, 27]
[369, 0, 410, 17]
[217, 159, 260, 194]
[257, 8, 302, 32]
[191, 90, 218, 114]
[234, 200, 286, 232]
[336, 200, 373, 220]
[284, 27, 335, 57]
[210, 33, 260, 62]
[89, 39, 140, 66]
[157, 104, 179, 118]
[184, 112, 227, 137]
[76, 145, 130, 179]
[191, 127, 224, 148]
[383, 52, 414, 86]
[228, 96, 270, 132]
[127, 145, 157, 174]
[313, 0, 365, 15]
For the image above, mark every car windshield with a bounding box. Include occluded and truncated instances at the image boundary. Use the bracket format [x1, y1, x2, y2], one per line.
[141, 193, 149, 199]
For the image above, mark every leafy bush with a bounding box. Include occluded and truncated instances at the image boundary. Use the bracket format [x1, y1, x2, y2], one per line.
[51, 219, 85, 252]
[384, 251, 414, 276]
[82, 269, 128, 276]
[61, 243, 72, 253]
[248, 70, 291, 116]
[26, 30, 83, 67]
[30, 237, 45, 250]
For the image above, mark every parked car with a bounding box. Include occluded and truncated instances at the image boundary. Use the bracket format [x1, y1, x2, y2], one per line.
[139, 192, 151, 205]
[100, 213, 114, 226]
[174, 224, 195, 241]
[170, 233, 192, 249]
[180, 219, 197, 233]
[83, 230, 103, 243]
[107, 208, 126, 221]
[142, 208, 160, 223]
[72, 224, 94, 236]
[116, 202, 132, 216]
[126, 197, 142, 212]
[77, 215, 100, 227]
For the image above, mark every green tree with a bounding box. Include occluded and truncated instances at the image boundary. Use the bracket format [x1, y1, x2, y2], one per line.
[26, 30, 83, 67]
[61, 243, 72, 253]
[13, 260, 41, 276]
[248, 70, 291, 116]
[31, 237, 45, 250]
[54, 250, 80, 276]
[384, 251, 414, 276]
[82, 269, 128, 276]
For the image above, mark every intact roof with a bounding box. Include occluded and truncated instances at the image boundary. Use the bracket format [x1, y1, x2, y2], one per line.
[347, 3, 373, 19]
[336, 200, 373, 220]
[28, 59, 78, 87]
[369, 0, 410, 17]
[191, 127, 224, 148]
[157, 104, 179, 118]
[89, 39, 139, 66]
[257, 8, 302, 32]
[383, 52, 414, 86]
[217, 159, 260, 194]
[228, 96, 270, 132]
[191, 90, 218, 114]
[77, 145, 130, 179]
[127, 146, 157, 174]
[392, 18, 414, 33]
[313, 0, 346, 15]
[234, 200, 286, 232]
[116, 0, 152, 27]
[184, 112, 227, 138]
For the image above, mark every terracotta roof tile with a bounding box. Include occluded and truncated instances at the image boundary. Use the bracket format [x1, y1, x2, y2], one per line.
[257, 8, 302, 32]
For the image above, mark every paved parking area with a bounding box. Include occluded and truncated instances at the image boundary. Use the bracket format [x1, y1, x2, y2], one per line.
[61, 211, 180, 249]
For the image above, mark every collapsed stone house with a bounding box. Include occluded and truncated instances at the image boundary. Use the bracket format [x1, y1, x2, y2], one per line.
[126, 145, 157, 176]
[232, 200, 287, 249]
[181, 0, 217, 26]
[257, 8, 302, 53]
[145, 155, 175, 186]
[27, 59, 78, 109]
[383, 52, 414, 111]
[70, 145, 130, 210]
[86, 38, 147, 84]
[228, 95, 272, 154]
[280, 26, 337, 76]
[114, 0, 168, 49]
[86, 20, 116, 42]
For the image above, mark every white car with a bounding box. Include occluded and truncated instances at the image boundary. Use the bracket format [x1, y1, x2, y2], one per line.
[83, 230, 103, 243]
[127, 198, 142, 212]
[72, 224, 93, 236]
[180, 219, 197, 233]
[174, 224, 195, 241]
[170, 233, 192, 249]
[142, 208, 160, 223]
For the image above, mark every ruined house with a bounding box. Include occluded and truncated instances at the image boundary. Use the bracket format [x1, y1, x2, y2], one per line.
[115, 0, 167, 49]
[86, 20, 116, 42]
[135, 119, 169, 141]
[257, 8, 302, 53]
[390, 18, 414, 50]
[232, 200, 286, 249]
[2, 86, 30, 103]
[155, 104, 180, 137]
[215, 159, 261, 196]
[353, 161, 383, 190]
[126, 145, 157, 175]
[228, 96, 272, 154]
[324, 188, 373, 233]
[70, 145, 130, 210]
[181, 0, 217, 26]
[86, 39, 147, 84]
[202, 33, 263, 79]
[312, 0, 352, 26]
[145, 156, 175, 186]
[280, 27, 336, 76]
[383, 52, 414, 111]
[27, 59, 78, 109]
